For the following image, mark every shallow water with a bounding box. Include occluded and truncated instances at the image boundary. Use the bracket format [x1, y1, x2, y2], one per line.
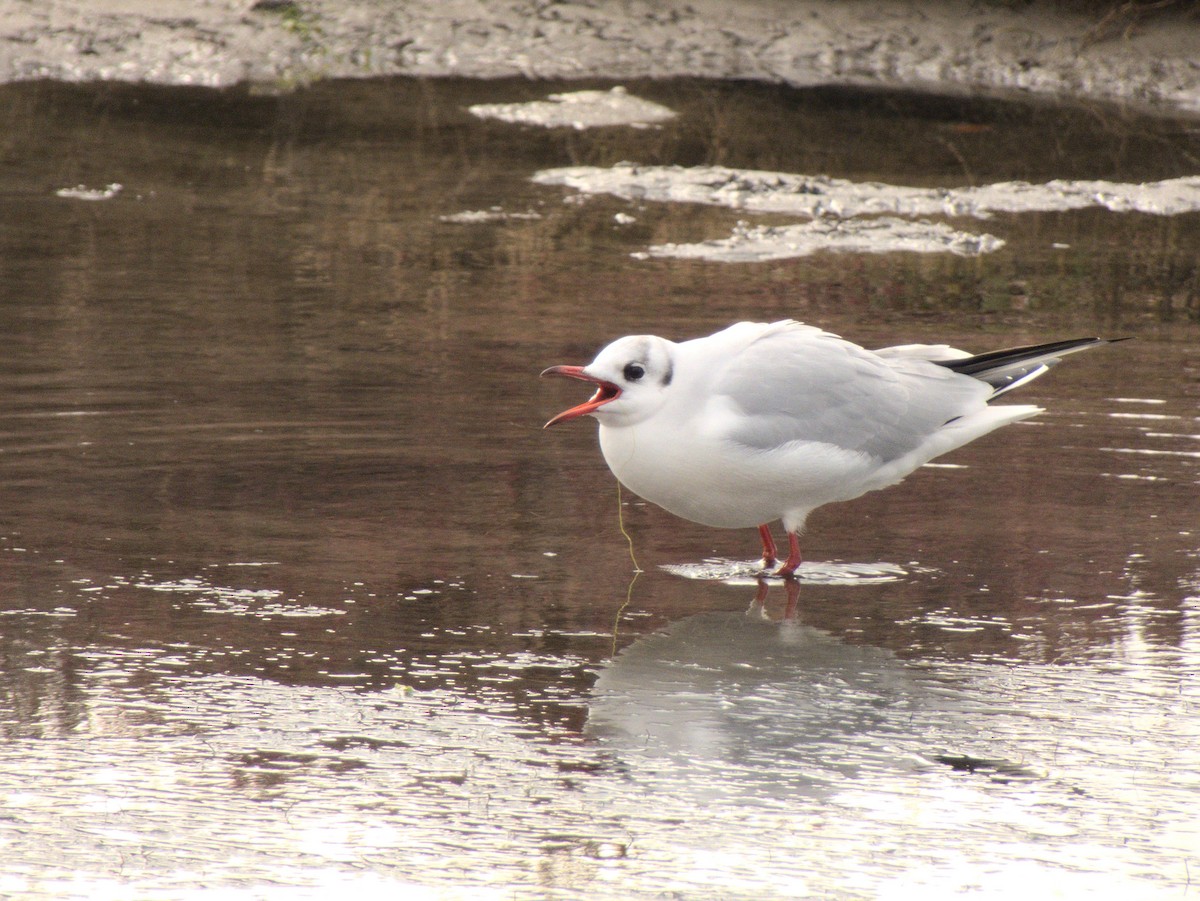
[0, 77, 1198, 899]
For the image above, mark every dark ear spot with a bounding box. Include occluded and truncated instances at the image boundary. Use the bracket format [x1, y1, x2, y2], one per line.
[662, 362, 673, 387]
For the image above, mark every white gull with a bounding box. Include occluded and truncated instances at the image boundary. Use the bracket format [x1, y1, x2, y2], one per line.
[543, 320, 1115, 575]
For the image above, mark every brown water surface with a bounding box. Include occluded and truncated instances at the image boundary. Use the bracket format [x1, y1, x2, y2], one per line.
[0, 77, 1198, 898]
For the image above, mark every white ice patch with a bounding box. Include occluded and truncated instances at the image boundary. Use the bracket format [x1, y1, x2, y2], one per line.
[55, 182, 122, 201]
[534, 164, 1200, 219]
[532, 163, 1200, 261]
[636, 217, 1005, 261]
[468, 87, 676, 130]
[661, 558, 914, 585]
[439, 208, 542, 223]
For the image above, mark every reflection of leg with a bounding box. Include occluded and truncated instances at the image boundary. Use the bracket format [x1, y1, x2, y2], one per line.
[747, 577, 771, 618]
[758, 524, 777, 568]
[754, 577, 770, 606]
[749, 577, 800, 620]
[782, 578, 801, 620]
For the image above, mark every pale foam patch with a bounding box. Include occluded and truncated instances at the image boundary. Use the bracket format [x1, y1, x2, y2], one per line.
[439, 208, 542, 223]
[533, 163, 1200, 260]
[55, 183, 122, 201]
[468, 87, 676, 130]
[534, 163, 1200, 219]
[635, 217, 1004, 261]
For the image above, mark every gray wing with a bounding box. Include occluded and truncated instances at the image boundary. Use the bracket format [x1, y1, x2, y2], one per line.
[705, 324, 990, 462]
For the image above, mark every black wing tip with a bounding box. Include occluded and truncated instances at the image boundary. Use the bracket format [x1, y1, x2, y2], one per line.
[937, 335, 1126, 376]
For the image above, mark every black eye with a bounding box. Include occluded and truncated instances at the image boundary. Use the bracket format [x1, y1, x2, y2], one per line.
[623, 362, 646, 382]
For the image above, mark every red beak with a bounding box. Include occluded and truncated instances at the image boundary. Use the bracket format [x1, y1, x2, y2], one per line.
[541, 365, 622, 428]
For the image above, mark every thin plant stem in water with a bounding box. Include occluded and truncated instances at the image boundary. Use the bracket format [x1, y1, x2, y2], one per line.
[612, 479, 642, 656]
[616, 480, 642, 573]
[612, 568, 639, 658]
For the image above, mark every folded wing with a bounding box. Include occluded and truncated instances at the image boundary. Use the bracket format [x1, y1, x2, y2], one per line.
[705, 322, 992, 463]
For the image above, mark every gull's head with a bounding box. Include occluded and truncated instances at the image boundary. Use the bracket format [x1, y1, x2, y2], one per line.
[542, 334, 676, 429]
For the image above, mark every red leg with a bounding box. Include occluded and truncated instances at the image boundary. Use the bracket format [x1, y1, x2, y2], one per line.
[776, 532, 802, 577]
[757, 524, 777, 567]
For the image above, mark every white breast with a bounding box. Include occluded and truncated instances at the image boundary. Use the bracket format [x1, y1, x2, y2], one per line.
[598, 414, 881, 531]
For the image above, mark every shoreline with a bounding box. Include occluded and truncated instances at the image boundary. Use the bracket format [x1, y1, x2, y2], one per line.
[0, 1, 1198, 118]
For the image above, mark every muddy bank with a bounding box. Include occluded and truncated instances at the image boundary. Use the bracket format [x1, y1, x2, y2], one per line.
[0, 0, 1198, 115]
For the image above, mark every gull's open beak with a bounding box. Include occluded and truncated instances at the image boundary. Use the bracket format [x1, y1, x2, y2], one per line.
[541, 365, 622, 428]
